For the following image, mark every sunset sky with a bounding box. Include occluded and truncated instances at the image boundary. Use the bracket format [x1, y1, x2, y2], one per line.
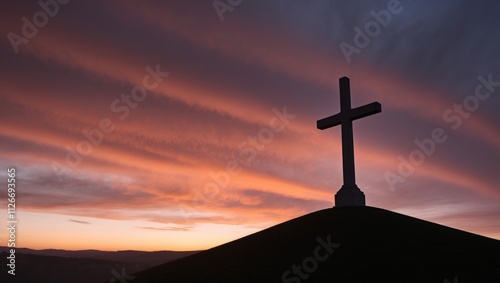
[1, 0, 499, 251]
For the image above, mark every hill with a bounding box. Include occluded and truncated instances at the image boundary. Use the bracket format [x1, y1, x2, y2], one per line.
[0, 247, 199, 267]
[0, 248, 198, 283]
[133, 206, 500, 282]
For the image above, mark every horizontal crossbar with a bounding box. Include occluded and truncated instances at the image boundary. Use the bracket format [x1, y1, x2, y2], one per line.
[317, 102, 381, 130]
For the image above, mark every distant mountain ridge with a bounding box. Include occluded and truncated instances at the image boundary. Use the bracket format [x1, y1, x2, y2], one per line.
[0, 246, 199, 283]
[0, 246, 199, 266]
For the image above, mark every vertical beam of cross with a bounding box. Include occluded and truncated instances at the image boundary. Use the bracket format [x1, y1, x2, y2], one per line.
[339, 77, 356, 187]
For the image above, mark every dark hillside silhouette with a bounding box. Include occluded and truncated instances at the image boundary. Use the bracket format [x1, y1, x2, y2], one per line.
[133, 206, 500, 282]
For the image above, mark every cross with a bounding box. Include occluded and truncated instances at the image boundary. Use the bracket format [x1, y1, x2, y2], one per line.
[317, 77, 381, 207]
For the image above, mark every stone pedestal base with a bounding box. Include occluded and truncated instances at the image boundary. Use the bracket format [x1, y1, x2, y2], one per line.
[334, 184, 366, 207]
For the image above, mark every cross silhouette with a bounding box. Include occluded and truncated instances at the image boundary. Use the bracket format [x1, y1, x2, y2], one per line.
[317, 77, 381, 207]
